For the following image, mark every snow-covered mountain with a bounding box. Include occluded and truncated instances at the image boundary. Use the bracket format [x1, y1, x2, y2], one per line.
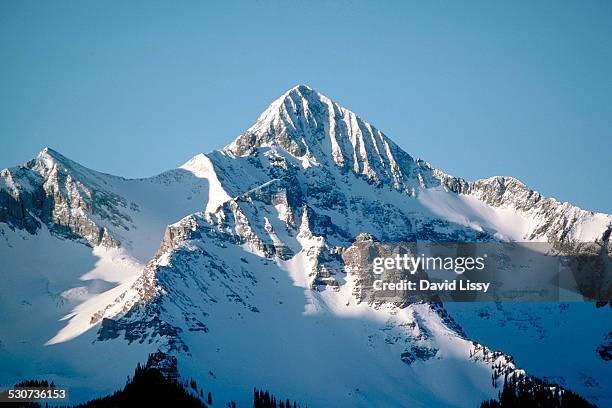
[1, 85, 610, 407]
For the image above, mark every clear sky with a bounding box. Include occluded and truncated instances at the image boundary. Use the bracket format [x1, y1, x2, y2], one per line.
[1, 1, 611, 213]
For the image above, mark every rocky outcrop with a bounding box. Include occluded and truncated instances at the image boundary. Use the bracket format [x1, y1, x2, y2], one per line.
[0, 148, 130, 246]
[468, 176, 612, 244]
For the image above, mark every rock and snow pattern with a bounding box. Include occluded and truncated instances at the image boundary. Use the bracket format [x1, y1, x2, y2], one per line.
[1, 85, 611, 407]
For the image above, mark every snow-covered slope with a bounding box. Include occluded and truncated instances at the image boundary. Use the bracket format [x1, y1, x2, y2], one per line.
[0, 148, 230, 398]
[1, 85, 610, 407]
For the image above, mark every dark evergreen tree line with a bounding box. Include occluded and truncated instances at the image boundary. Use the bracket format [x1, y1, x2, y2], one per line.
[5, 357, 308, 408]
[480, 373, 596, 408]
[69, 362, 206, 408]
[253, 388, 302, 408]
[12, 356, 594, 408]
[0, 379, 57, 407]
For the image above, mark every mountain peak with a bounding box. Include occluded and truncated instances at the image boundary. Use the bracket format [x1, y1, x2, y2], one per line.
[224, 85, 385, 160]
[37, 147, 67, 162]
[30, 147, 107, 183]
[287, 83, 314, 93]
[224, 86, 464, 193]
[34, 147, 80, 172]
[224, 84, 337, 157]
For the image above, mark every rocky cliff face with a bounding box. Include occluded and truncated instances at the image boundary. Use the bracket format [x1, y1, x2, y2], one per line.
[0, 148, 127, 246]
[469, 176, 612, 244]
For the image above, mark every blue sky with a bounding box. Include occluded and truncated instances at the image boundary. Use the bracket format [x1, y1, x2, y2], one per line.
[1, 1, 611, 213]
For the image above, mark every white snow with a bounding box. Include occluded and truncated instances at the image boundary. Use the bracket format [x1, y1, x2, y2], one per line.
[180, 153, 232, 213]
[418, 187, 537, 241]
